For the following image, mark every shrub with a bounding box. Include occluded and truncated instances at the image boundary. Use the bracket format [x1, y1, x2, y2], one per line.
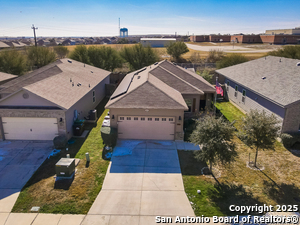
[216, 54, 248, 69]
[120, 44, 159, 71]
[281, 133, 300, 148]
[27, 46, 56, 68]
[0, 49, 28, 75]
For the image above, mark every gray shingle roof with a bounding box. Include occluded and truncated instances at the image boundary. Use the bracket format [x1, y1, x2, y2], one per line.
[216, 56, 300, 107]
[150, 66, 203, 94]
[159, 61, 216, 93]
[106, 65, 188, 110]
[0, 59, 111, 109]
[106, 60, 216, 110]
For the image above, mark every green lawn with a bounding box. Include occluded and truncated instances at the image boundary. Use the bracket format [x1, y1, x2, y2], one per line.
[215, 101, 245, 129]
[180, 101, 300, 216]
[12, 98, 111, 214]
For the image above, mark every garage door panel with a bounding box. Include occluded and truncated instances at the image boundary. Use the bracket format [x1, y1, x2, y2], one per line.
[2, 117, 58, 140]
[118, 116, 175, 140]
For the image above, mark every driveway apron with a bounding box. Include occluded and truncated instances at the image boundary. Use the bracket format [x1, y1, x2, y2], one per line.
[0, 141, 53, 213]
[86, 140, 194, 225]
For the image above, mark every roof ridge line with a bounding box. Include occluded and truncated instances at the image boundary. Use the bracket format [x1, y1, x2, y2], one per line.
[147, 76, 188, 108]
[106, 79, 148, 108]
[158, 65, 204, 94]
[0, 64, 62, 93]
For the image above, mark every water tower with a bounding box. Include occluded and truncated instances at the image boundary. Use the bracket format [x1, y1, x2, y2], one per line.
[119, 18, 128, 38]
[120, 28, 128, 38]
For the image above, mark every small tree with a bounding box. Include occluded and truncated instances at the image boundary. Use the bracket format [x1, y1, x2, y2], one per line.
[0, 49, 27, 75]
[117, 38, 129, 44]
[190, 116, 237, 173]
[120, 43, 159, 70]
[206, 49, 224, 63]
[69, 45, 90, 64]
[240, 110, 280, 167]
[216, 54, 248, 69]
[167, 42, 189, 62]
[197, 70, 213, 83]
[54, 46, 69, 59]
[27, 47, 56, 69]
[189, 52, 202, 63]
[88, 46, 123, 72]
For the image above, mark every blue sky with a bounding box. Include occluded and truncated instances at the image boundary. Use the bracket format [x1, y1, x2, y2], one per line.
[0, 0, 299, 37]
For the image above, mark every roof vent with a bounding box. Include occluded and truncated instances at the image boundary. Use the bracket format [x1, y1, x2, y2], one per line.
[77, 83, 81, 87]
[70, 78, 72, 82]
[72, 82, 74, 87]
[137, 76, 141, 79]
[297, 62, 300, 66]
[89, 84, 90, 88]
[91, 71, 93, 73]
[279, 58, 281, 62]
[262, 76, 266, 80]
[68, 60, 72, 63]
[84, 64, 85, 67]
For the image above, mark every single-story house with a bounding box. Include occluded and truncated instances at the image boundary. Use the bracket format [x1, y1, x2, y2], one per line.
[215, 56, 300, 133]
[0, 72, 17, 86]
[140, 38, 176, 48]
[0, 58, 110, 140]
[105, 60, 216, 140]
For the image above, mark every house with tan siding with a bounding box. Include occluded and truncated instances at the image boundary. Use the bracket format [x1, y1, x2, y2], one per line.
[215, 56, 300, 133]
[0, 59, 110, 140]
[106, 60, 216, 141]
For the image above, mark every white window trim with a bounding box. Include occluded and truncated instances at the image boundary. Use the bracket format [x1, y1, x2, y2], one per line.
[234, 85, 238, 98]
[242, 89, 246, 103]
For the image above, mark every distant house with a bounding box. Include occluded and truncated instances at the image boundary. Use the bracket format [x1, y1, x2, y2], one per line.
[216, 56, 300, 133]
[0, 59, 111, 140]
[0, 72, 17, 86]
[0, 41, 10, 49]
[105, 60, 215, 140]
[140, 38, 176, 47]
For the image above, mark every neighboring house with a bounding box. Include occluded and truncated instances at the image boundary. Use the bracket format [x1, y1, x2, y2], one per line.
[0, 58, 110, 141]
[140, 38, 176, 47]
[0, 41, 10, 48]
[105, 60, 215, 141]
[215, 56, 300, 133]
[0, 72, 17, 87]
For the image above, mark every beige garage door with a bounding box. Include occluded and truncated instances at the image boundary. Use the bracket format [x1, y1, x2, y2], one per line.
[2, 117, 58, 140]
[118, 116, 175, 140]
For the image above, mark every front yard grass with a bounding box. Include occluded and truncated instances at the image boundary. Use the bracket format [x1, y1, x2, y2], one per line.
[179, 101, 300, 216]
[12, 98, 110, 214]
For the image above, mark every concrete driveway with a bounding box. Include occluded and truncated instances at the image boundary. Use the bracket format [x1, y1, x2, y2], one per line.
[0, 141, 53, 213]
[86, 140, 195, 225]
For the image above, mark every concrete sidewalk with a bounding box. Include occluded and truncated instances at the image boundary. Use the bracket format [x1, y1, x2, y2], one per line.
[0, 213, 85, 225]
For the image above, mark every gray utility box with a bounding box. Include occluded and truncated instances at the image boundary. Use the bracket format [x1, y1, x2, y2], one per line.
[55, 158, 75, 177]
